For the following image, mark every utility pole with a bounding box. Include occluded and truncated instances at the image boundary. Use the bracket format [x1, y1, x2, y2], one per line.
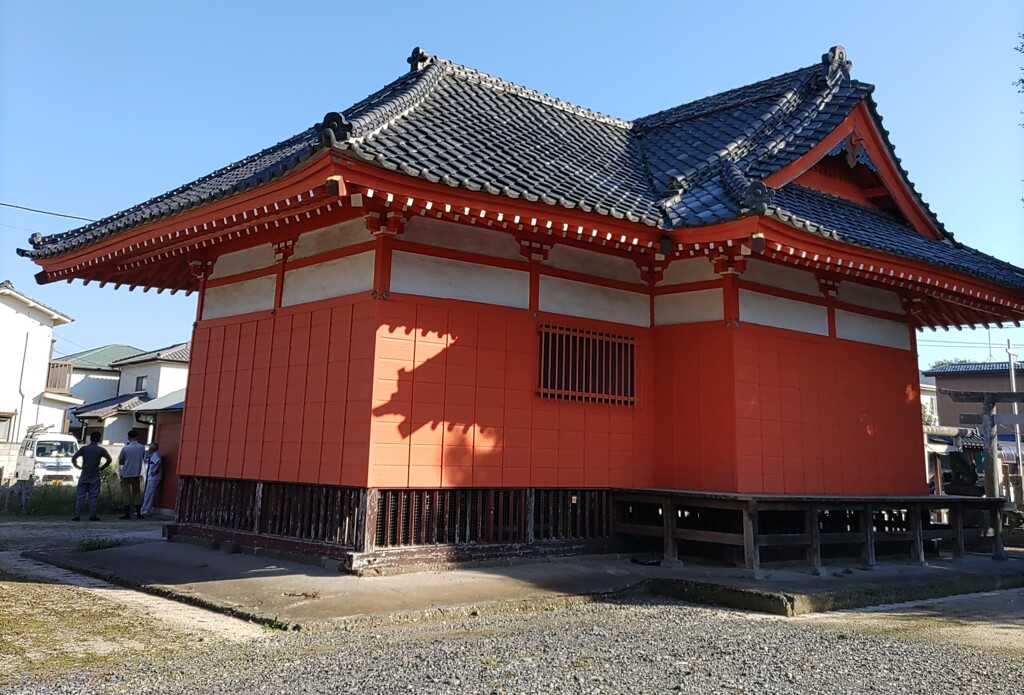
[1007, 341, 1021, 505]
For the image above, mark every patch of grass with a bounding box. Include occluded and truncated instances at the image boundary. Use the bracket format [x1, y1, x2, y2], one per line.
[0, 572, 178, 683]
[76, 536, 127, 552]
[263, 616, 289, 631]
[23, 468, 125, 516]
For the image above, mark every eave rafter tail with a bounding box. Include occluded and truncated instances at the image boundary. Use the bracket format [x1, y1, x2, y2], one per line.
[33, 154, 340, 288]
[757, 220, 1024, 328]
[333, 155, 667, 256]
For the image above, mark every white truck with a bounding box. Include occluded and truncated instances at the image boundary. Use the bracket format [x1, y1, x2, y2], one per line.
[14, 431, 82, 485]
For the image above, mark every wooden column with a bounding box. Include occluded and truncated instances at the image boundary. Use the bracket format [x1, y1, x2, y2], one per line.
[990, 505, 1006, 561]
[909, 504, 926, 565]
[742, 500, 761, 576]
[860, 504, 877, 570]
[805, 505, 822, 575]
[950, 501, 965, 561]
[525, 488, 535, 544]
[982, 401, 1003, 499]
[661, 496, 681, 566]
[357, 488, 379, 553]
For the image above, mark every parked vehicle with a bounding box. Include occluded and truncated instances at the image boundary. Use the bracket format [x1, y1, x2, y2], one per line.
[14, 431, 81, 485]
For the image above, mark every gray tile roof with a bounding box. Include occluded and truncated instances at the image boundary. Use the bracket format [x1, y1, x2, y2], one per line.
[923, 362, 1023, 376]
[61, 344, 145, 371]
[73, 392, 150, 420]
[17, 47, 1024, 298]
[110, 342, 190, 366]
[132, 388, 185, 413]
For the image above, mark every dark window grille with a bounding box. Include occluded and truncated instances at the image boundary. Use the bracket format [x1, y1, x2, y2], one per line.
[538, 324, 636, 405]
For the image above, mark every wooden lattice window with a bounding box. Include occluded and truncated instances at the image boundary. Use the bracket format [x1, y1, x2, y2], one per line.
[538, 324, 635, 405]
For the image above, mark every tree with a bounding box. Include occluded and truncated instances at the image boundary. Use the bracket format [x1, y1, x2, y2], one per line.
[1017, 33, 1023, 94]
[929, 357, 976, 368]
[921, 401, 937, 426]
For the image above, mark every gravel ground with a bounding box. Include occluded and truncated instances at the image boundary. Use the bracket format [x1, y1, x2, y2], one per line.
[8, 595, 1024, 695]
[4, 518, 1023, 694]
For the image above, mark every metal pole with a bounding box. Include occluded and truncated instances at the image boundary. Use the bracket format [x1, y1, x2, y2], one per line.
[1007, 341, 1021, 504]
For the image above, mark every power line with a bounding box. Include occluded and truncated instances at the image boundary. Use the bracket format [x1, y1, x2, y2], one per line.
[0, 222, 39, 233]
[0, 201, 95, 222]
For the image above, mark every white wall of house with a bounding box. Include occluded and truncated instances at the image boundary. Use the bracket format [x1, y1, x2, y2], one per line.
[67, 369, 120, 429]
[117, 361, 187, 398]
[153, 363, 189, 398]
[0, 294, 68, 442]
[100, 413, 136, 445]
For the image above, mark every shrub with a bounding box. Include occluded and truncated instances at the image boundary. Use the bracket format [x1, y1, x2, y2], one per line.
[25, 467, 125, 516]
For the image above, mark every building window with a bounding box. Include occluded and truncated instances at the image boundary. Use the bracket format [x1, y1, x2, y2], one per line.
[538, 324, 636, 405]
[135, 375, 148, 392]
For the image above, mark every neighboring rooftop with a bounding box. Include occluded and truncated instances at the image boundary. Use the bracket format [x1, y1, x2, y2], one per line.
[132, 388, 185, 413]
[16, 47, 1024, 296]
[72, 392, 150, 420]
[0, 279, 72, 325]
[110, 342, 190, 366]
[61, 344, 145, 371]
[923, 362, 1023, 376]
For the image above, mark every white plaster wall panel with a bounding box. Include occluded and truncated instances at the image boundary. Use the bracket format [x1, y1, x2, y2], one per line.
[208, 244, 275, 279]
[654, 289, 724, 325]
[543, 245, 644, 284]
[391, 251, 529, 309]
[202, 275, 276, 320]
[282, 252, 375, 307]
[657, 257, 719, 285]
[154, 363, 190, 398]
[837, 281, 904, 314]
[539, 276, 649, 327]
[742, 259, 819, 296]
[835, 310, 911, 350]
[292, 219, 374, 260]
[402, 217, 524, 261]
[738, 289, 828, 336]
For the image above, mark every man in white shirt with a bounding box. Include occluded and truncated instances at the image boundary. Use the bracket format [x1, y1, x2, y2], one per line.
[117, 429, 146, 519]
[139, 441, 163, 519]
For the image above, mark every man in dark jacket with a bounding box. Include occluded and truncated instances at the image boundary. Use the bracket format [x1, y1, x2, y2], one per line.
[72, 432, 112, 521]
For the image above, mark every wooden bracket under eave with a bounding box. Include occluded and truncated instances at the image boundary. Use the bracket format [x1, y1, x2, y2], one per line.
[327, 175, 347, 198]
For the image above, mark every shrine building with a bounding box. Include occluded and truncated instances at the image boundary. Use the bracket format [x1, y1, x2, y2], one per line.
[19, 47, 1024, 571]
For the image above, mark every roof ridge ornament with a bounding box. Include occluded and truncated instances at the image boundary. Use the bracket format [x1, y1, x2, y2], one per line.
[407, 47, 432, 73]
[821, 45, 852, 86]
[721, 162, 775, 214]
[318, 111, 352, 148]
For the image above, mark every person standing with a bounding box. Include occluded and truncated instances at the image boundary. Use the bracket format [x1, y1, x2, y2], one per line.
[117, 429, 146, 519]
[139, 441, 163, 519]
[71, 431, 112, 521]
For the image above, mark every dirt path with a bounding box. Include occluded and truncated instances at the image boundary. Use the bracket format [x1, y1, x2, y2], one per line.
[0, 518, 266, 685]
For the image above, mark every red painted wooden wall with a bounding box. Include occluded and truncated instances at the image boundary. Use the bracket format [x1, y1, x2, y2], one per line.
[179, 290, 924, 496]
[153, 411, 182, 510]
[368, 295, 656, 489]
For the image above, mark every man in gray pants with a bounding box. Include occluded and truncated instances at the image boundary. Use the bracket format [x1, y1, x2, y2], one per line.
[118, 429, 146, 519]
[71, 432, 112, 521]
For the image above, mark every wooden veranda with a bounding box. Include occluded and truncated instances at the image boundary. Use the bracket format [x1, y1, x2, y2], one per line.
[613, 490, 1007, 577]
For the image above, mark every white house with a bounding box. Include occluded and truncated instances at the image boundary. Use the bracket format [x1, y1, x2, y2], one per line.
[72, 342, 190, 444]
[61, 344, 144, 438]
[0, 280, 82, 442]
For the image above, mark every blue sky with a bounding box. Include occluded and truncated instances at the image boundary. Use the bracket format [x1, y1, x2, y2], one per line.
[1, 1, 1022, 367]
